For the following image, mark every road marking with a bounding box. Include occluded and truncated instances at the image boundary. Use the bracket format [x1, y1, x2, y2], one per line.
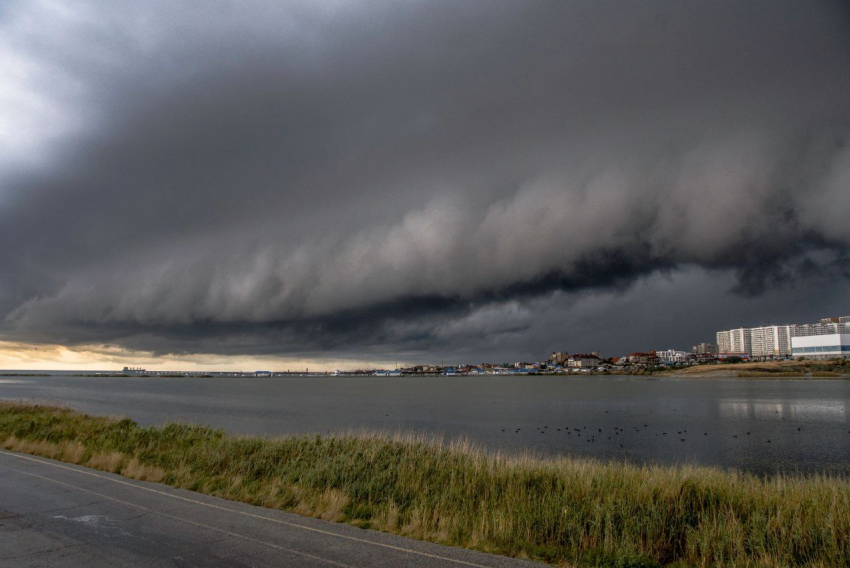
[0, 450, 500, 567]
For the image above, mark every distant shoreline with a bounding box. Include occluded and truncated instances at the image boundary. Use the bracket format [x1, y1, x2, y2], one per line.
[4, 358, 850, 380]
[2, 370, 847, 380]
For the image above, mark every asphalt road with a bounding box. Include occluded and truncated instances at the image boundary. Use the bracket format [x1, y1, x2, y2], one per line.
[0, 450, 541, 567]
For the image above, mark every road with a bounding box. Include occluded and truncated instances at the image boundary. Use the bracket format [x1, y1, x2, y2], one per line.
[0, 450, 540, 567]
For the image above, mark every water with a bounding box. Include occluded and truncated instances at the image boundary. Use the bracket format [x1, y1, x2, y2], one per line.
[1, 374, 849, 475]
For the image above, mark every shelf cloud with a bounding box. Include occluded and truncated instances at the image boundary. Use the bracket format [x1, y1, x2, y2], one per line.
[1, 0, 849, 362]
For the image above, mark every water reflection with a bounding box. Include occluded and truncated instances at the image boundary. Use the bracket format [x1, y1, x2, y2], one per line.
[719, 400, 847, 422]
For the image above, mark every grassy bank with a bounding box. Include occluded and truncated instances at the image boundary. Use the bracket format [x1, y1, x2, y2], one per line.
[1, 403, 848, 567]
[663, 359, 850, 379]
[735, 371, 808, 378]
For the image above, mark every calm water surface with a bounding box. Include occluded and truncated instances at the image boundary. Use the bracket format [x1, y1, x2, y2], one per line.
[1, 374, 849, 475]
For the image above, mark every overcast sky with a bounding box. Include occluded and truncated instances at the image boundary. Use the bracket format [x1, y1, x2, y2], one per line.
[1, 0, 849, 369]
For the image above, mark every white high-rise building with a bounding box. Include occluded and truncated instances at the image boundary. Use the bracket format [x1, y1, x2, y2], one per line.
[716, 330, 731, 354]
[793, 323, 830, 337]
[750, 325, 794, 358]
[715, 317, 850, 358]
[729, 328, 752, 354]
[750, 327, 767, 357]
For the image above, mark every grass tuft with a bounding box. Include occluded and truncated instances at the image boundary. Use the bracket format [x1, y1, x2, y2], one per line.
[1, 401, 848, 567]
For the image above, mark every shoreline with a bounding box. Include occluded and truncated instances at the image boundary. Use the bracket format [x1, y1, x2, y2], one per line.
[2, 371, 847, 380]
[3, 358, 849, 380]
[2, 402, 849, 567]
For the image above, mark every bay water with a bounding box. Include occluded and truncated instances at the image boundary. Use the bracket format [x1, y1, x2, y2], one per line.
[1, 374, 848, 475]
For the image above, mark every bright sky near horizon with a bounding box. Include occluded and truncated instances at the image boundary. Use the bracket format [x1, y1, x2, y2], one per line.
[0, 341, 392, 372]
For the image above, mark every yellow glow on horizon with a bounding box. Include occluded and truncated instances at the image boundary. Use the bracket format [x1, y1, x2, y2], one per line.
[0, 341, 391, 372]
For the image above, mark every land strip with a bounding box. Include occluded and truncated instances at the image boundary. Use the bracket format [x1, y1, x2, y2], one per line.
[1, 402, 849, 567]
[661, 359, 850, 378]
[0, 450, 536, 567]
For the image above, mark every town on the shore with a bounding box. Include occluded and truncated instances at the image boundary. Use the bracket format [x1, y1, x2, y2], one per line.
[119, 315, 849, 378]
[354, 315, 849, 376]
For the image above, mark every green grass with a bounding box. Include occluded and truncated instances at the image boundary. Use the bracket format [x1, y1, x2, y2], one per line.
[1, 402, 848, 567]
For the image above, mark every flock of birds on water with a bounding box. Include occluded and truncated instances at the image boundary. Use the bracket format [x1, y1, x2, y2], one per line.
[500, 425, 784, 446]
[380, 407, 850, 450]
[496, 408, 850, 447]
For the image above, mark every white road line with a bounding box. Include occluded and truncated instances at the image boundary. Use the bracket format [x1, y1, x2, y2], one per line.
[0, 450, 500, 568]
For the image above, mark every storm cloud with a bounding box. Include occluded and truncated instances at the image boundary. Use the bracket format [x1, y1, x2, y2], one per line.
[1, 0, 849, 362]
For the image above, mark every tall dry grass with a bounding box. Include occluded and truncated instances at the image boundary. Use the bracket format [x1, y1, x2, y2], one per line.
[1, 401, 848, 567]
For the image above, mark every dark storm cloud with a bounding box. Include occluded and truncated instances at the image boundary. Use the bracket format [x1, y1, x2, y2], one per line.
[1, 0, 849, 360]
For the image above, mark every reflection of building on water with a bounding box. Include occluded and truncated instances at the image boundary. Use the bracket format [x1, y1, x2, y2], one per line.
[720, 400, 848, 422]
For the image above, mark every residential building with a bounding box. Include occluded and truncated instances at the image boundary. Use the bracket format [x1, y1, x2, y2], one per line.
[729, 328, 752, 355]
[549, 351, 568, 365]
[730, 328, 749, 354]
[656, 349, 689, 363]
[567, 354, 600, 368]
[622, 352, 660, 366]
[716, 330, 731, 354]
[692, 342, 717, 354]
[790, 320, 849, 336]
[750, 325, 793, 358]
[717, 316, 850, 358]
[690, 352, 716, 363]
[793, 323, 831, 337]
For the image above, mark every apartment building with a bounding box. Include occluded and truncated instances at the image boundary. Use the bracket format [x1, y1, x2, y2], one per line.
[750, 325, 794, 358]
[716, 330, 731, 354]
[729, 328, 752, 354]
[567, 354, 601, 368]
[716, 316, 850, 357]
[692, 342, 717, 354]
[549, 351, 568, 365]
[656, 349, 689, 363]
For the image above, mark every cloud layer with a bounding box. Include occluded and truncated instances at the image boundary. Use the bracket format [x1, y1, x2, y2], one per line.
[1, 0, 849, 361]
